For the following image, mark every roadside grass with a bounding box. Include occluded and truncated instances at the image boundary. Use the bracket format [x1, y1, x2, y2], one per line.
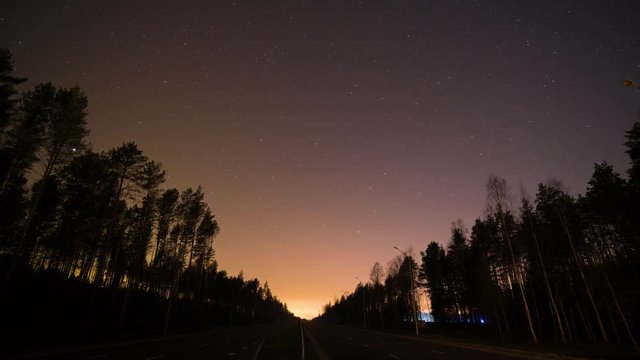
[258, 322, 319, 360]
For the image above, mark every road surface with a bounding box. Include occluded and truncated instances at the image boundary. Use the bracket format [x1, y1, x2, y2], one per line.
[303, 321, 540, 360]
[4, 321, 294, 360]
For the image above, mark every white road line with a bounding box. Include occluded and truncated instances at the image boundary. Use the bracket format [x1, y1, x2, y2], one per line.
[252, 339, 265, 360]
[362, 343, 369, 348]
[432, 350, 446, 355]
[83, 355, 107, 359]
[196, 343, 208, 348]
[389, 354, 401, 359]
[227, 352, 236, 356]
[144, 356, 164, 360]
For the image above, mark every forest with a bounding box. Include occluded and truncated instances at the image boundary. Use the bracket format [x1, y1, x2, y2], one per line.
[320, 106, 640, 349]
[0, 49, 292, 351]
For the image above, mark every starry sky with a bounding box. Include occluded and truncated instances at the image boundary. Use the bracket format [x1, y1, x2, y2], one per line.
[1, 0, 639, 319]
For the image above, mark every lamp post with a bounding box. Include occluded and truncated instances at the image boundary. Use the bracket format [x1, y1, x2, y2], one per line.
[394, 246, 419, 336]
[356, 277, 367, 329]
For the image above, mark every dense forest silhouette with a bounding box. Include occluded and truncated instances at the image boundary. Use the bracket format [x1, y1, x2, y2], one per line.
[0, 49, 292, 352]
[320, 98, 640, 350]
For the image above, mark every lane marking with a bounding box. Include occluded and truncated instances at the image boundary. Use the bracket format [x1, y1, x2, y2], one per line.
[227, 352, 236, 356]
[144, 356, 164, 360]
[389, 354, 401, 359]
[196, 343, 208, 348]
[252, 339, 265, 360]
[301, 324, 330, 360]
[242, 346, 249, 350]
[363, 343, 369, 348]
[432, 350, 446, 355]
[83, 355, 108, 359]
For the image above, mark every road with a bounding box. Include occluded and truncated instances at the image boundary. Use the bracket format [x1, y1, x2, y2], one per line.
[303, 322, 537, 360]
[3, 321, 294, 360]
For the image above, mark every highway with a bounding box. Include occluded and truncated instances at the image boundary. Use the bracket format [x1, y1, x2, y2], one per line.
[6, 321, 564, 360]
[4, 321, 294, 360]
[303, 321, 538, 360]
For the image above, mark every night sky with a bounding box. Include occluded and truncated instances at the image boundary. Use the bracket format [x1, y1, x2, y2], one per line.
[1, 0, 639, 319]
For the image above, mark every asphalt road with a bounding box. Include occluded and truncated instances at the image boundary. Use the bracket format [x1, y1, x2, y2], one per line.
[303, 322, 534, 360]
[4, 321, 294, 360]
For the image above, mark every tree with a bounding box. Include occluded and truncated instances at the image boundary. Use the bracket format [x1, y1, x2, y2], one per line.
[370, 261, 384, 285]
[1, 83, 55, 194]
[447, 220, 470, 321]
[421, 242, 447, 322]
[0, 48, 26, 135]
[469, 215, 513, 339]
[624, 122, 640, 188]
[536, 181, 610, 342]
[126, 160, 166, 282]
[100, 142, 148, 288]
[581, 163, 638, 350]
[519, 192, 566, 343]
[486, 175, 538, 342]
[369, 261, 385, 326]
[0, 51, 298, 343]
[0, 48, 27, 207]
[2, 84, 89, 292]
[52, 151, 115, 278]
[151, 188, 180, 276]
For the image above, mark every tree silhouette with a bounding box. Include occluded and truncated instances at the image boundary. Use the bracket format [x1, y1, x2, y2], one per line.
[0, 50, 292, 351]
[0, 48, 26, 132]
[322, 123, 640, 352]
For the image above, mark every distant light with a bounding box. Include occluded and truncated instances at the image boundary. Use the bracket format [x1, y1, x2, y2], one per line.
[71, 147, 77, 152]
[480, 318, 485, 324]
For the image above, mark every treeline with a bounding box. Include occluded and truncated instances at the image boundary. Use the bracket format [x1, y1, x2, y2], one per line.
[321, 121, 640, 348]
[0, 49, 291, 348]
[320, 255, 420, 330]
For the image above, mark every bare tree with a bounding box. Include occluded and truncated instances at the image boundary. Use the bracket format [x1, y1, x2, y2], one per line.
[486, 175, 538, 343]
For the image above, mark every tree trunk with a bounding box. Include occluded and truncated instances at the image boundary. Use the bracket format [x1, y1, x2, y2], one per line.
[499, 211, 537, 342]
[603, 271, 639, 352]
[592, 226, 639, 353]
[576, 303, 594, 342]
[2, 147, 61, 293]
[525, 215, 567, 343]
[490, 265, 511, 340]
[555, 284, 573, 341]
[0, 156, 17, 193]
[557, 207, 608, 343]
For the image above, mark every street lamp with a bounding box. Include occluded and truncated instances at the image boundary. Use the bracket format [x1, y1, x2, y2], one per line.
[355, 277, 367, 329]
[394, 246, 419, 336]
